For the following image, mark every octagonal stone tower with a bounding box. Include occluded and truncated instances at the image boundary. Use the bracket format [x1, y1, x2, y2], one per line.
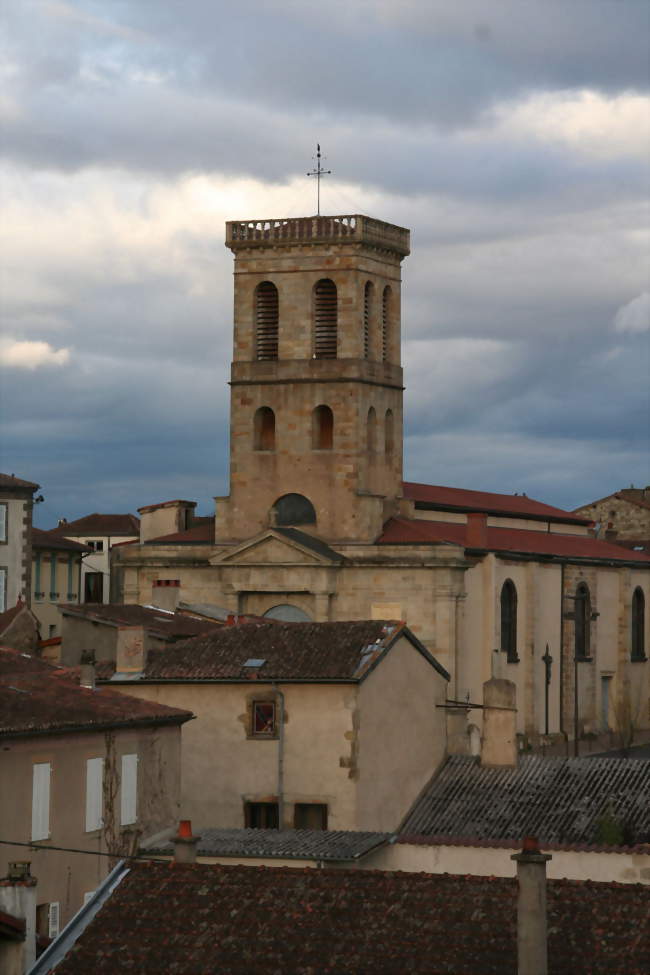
[215, 214, 410, 544]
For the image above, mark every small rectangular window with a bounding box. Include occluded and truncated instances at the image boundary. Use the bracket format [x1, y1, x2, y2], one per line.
[120, 753, 138, 825]
[32, 763, 51, 841]
[85, 757, 104, 832]
[294, 803, 328, 830]
[252, 701, 276, 737]
[244, 801, 279, 829]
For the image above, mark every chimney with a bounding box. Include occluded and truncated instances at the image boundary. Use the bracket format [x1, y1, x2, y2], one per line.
[173, 820, 199, 864]
[466, 512, 488, 548]
[0, 861, 38, 973]
[116, 626, 146, 675]
[445, 705, 471, 755]
[79, 649, 96, 690]
[481, 677, 517, 767]
[511, 837, 552, 975]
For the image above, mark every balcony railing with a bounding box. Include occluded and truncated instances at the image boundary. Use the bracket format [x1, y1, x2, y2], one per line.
[226, 214, 410, 256]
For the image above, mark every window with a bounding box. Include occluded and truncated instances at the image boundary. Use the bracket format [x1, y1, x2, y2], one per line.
[86, 540, 104, 552]
[31, 763, 51, 841]
[85, 757, 104, 832]
[253, 406, 276, 451]
[120, 753, 138, 825]
[367, 407, 377, 454]
[312, 405, 333, 449]
[84, 572, 103, 602]
[255, 281, 279, 360]
[49, 554, 58, 601]
[385, 409, 394, 457]
[632, 587, 646, 661]
[500, 580, 518, 663]
[252, 701, 276, 737]
[273, 493, 316, 526]
[382, 286, 392, 362]
[313, 279, 337, 358]
[244, 801, 279, 829]
[0, 503, 6, 542]
[363, 281, 373, 359]
[575, 583, 591, 660]
[294, 803, 328, 830]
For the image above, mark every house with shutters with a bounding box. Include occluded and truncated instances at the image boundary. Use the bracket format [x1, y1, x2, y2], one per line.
[50, 513, 140, 604]
[0, 646, 192, 940]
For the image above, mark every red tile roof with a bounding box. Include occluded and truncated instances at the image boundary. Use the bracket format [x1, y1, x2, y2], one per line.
[378, 517, 650, 564]
[0, 473, 39, 490]
[49, 860, 650, 974]
[403, 481, 589, 524]
[51, 513, 140, 536]
[0, 601, 29, 635]
[31, 528, 89, 553]
[0, 648, 192, 737]
[145, 517, 215, 544]
[59, 603, 224, 641]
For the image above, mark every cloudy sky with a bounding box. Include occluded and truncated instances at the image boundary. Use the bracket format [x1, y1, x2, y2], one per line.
[1, 0, 648, 527]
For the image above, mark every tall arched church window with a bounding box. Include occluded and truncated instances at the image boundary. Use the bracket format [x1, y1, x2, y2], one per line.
[382, 286, 392, 362]
[363, 281, 373, 360]
[367, 407, 377, 454]
[313, 279, 337, 358]
[632, 587, 646, 661]
[500, 579, 518, 662]
[255, 282, 279, 360]
[273, 493, 316, 526]
[575, 583, 591, 659]
[253, 407, 275, 451]
[384, 409, 394, 456]
[312, 405, 333, 450]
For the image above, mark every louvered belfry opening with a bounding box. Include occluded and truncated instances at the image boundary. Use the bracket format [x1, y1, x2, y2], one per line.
[313, 279, 338, 358]
[363, 281, 373, 359]
[382, 286, 391, 362]
[255, 281, 279, 360]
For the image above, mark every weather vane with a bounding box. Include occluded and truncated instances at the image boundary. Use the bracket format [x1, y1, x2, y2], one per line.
[307, 144, 331, 216]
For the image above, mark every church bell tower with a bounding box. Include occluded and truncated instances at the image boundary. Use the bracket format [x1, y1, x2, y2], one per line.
[215, 214, 410, 544]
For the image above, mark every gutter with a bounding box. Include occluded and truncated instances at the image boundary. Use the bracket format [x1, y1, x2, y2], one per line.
[1, 713, 194, 741]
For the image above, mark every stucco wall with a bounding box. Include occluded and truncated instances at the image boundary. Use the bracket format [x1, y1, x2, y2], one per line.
[1, 495, 31, 610]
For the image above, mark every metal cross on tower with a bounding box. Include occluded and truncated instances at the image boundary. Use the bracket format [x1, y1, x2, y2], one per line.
[307, 144, 331, 216]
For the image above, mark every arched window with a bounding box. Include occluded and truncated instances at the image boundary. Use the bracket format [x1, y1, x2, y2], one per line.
[384, 409, 394, 456]
[632, 587, 646, 661]
[363, 281, 373, 360]
[255, 282, 279, 360]
[313, 279, 337, 358]
[263, 604, 312, 622]
[500, 580, 518, 663]
[367, 407, 377, 454]
[382, 286, 392, 362]
[575, 583, 591, 660]
[273, 493, 316, 526]
[312, 405, 333, 450]
[253, 407, 275, 451]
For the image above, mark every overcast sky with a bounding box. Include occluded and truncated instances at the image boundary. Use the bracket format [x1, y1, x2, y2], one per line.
[1, 0, 648, 527]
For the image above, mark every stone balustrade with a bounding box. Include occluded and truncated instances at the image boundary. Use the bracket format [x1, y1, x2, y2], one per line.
[226, 215, 410, 255]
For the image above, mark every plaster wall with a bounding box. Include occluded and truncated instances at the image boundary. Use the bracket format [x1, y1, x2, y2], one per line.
[0, 496, 31, 610]
[31, 552, 82, 640]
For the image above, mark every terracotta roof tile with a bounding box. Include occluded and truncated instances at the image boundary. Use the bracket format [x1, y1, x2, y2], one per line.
[144, 518, 215, 544]
[403, 481, 588, 523]
[0, 473, 39, 490]
[0, 648, 192, 737]
[378, 517, 650, 563]
[50, 861, 650, 974]
[51, 513, 140, 536]
[31, 528, 89, 553]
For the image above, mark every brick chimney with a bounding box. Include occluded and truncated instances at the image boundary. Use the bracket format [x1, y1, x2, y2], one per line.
[0, 861, 37, 972]
[173, 820, 199, 864]
[511, 837, 552, 975]
[481, 677, 517, 767]
[466, 512, 488, 548]
[79, 649, 96, 689]
[116, 626, 145, 675]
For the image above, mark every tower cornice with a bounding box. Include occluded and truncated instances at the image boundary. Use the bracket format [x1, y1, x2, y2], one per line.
[226, 214, 410, 258]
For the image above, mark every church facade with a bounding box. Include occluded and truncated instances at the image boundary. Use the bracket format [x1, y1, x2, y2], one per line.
[114, 214, 650, 748]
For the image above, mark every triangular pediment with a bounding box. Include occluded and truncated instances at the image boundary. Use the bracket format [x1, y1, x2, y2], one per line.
[209, 529, 342, 567]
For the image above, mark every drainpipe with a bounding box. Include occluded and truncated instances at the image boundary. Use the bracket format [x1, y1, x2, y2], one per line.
[273, 683, 285, 829]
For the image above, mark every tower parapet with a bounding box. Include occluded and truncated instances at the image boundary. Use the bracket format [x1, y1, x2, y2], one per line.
[226, 214, 410, 257]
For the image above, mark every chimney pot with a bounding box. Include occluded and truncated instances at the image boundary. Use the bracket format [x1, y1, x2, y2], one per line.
[80, 649, 96, 690]
[522, 836, 539, 853]
[177, 819, 192, 839]
[173, 820, 199, 864]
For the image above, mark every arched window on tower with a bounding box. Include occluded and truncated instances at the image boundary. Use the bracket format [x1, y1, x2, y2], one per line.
[575, 583, 591, 660]
[500, 580, 518, 663]
[273, 494, 316, 526]
[255, 282, 279, 360]
[363, 281, 373, 359]
[632, 587, 646, 661]
[313, 279, 337, 358]
[382, 286, 392, 362]
[384, 409, 394, 457]
[253, 407, 275, 451]
[367, 407, 377, 454]
[312, 405, 333, 450]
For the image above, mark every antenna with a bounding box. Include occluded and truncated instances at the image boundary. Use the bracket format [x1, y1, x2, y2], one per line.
[307, 144, 331, 216]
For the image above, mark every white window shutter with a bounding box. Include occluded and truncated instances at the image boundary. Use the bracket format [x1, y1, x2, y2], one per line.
[120, 753, 138, 825]
[85, 757, 104, 832]
[48, 902, 60, 939]
[31, 763, 51, 841]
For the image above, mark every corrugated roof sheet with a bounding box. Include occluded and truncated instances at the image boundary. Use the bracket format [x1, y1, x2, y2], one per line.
[148, 828, 390, 860]
[48, 860, 650, 975]
[378, 517, 650, 563]
[401, 755, 650, 845]
[403, 481, 588, 523]
[51, 513, 140, 536]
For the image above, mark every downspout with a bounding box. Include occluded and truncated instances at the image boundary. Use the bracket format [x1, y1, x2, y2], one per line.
[559, 562, 567, 751]
[273, 683, 285, 829]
